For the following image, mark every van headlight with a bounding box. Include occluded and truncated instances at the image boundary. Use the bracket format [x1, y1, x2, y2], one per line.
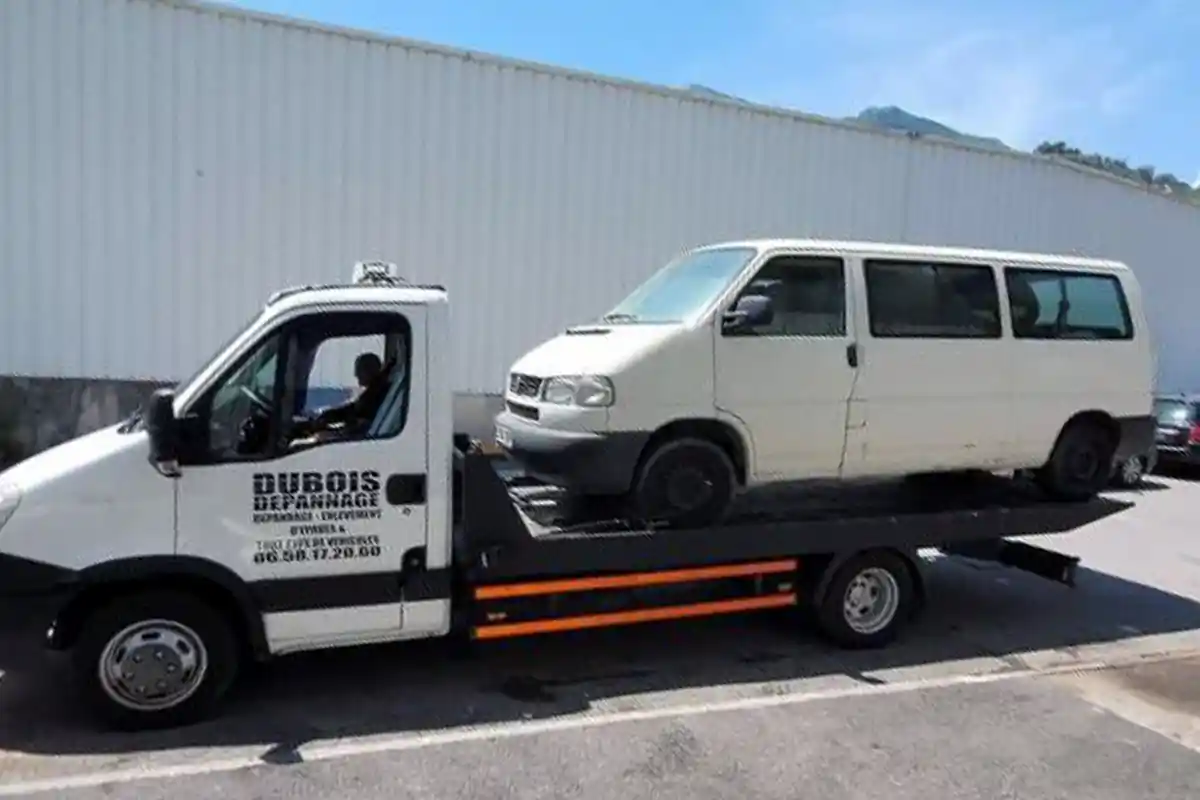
[0, 480, 21, 531]
[541, 375, 615, 407]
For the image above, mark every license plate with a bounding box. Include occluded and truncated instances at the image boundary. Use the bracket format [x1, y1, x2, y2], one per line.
[494, 425, 513, 449]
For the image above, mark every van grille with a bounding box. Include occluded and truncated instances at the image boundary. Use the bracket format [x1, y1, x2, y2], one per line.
[509, 373, 542, 398]
[506, 401, 539, 421]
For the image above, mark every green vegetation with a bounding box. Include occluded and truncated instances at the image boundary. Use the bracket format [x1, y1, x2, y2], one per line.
[1034, 141, 1199, 205]
[846, 106, 1197, 207]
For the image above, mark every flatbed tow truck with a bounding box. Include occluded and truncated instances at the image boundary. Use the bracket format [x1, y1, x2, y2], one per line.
[0, 263, 1133, 731]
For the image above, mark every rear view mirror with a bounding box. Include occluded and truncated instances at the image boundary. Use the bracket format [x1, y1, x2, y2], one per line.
[146, 389, 180, 475]
[722, 293, 774, 332]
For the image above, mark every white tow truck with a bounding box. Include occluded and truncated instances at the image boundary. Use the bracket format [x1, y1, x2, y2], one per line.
[0, 263, 1132, 730]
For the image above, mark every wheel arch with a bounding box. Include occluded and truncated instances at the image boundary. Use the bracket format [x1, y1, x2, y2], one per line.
[636, 417, 752, 487]
[1046, 409, 1120, 462]
[51, 556, 268, 660]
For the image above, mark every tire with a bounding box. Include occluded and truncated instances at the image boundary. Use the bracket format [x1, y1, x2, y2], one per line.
[1112, 455, 1145, 488]
[630, 436, 737, 528]
[1035, 421, 1116, 501]
[70, 590, 241, 731]
[814, 550, 915, 649]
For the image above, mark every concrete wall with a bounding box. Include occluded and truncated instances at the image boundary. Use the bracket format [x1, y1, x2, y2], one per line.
[0, 376, 165, 469]
[0, 377, 502, 469]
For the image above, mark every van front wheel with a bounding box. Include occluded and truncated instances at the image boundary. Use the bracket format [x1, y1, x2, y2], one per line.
[1036, 421, 1115, 501]
[631, 437, 736, 529]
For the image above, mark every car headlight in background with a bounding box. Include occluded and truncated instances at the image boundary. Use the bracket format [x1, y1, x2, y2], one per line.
[0, 479, 22, 531]
[541, 375, 615, 407]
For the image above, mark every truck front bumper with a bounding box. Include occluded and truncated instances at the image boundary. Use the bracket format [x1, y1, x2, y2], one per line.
[0, 553, 77, 645]
[493, 410, 649, 495]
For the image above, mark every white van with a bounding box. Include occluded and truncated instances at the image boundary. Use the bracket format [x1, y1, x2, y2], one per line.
[494, 239, 1156, 527]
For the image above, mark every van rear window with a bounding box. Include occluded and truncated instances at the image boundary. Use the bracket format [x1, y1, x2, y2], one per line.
[1004, 268, 1133, 340]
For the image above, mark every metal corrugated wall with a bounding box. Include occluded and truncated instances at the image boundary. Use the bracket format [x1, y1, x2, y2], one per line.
[3, 0, 1199, 393]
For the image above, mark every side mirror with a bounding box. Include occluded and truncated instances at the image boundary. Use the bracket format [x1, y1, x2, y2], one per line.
[146, 388, 181, 475]
[722, 293, 774, 332]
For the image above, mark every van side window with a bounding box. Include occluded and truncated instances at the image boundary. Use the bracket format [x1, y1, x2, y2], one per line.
[1004, 269, 1133, 340]
[864, 260, 1000, 339]
[727, 256, 846, 337]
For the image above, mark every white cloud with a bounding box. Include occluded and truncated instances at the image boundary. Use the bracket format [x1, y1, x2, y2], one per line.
[732, 1, 1175, 150]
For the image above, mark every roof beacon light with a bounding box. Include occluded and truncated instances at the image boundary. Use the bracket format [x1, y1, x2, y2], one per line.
[353, 260, 404, 286]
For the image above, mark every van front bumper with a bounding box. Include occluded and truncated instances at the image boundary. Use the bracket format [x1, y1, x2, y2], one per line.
[493, 410, 649, 495]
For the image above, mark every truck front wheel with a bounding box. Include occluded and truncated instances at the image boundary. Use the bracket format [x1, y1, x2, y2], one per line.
[70, 590, 241, 730]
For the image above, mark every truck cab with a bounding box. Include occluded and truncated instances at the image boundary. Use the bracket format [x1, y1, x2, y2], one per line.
[0, 263, 457, 722]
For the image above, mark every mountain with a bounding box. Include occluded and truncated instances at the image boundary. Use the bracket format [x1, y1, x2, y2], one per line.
[849, 106, 1011, 151]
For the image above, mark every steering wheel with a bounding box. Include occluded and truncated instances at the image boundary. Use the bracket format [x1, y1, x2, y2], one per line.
[239, 385, 274, 415]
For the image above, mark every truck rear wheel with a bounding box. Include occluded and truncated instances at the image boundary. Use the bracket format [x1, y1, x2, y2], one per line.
[814, 550, 915, 649]
[70, 590, 241, 730]
[630, 436, 736, 528]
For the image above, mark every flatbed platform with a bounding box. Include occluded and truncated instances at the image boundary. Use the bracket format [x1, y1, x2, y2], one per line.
[451, 450, 1133, 582]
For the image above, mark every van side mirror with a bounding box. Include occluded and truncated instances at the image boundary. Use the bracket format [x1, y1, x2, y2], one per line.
[146, 388, 181, 475]
[722, 293, 774, 332]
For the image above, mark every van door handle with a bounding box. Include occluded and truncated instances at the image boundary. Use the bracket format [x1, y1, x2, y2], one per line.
[846, 343, 859, 368]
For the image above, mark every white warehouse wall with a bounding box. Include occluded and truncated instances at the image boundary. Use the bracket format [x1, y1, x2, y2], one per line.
[2, 0, 1199, 396]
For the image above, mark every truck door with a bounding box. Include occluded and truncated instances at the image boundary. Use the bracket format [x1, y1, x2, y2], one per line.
[174, 305, 430, 654]
[714, 253, 857, 480]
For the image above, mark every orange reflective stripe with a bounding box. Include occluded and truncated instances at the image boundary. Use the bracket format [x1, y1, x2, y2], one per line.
[474, 559, 798, 600]
[471, 593, 797, 639]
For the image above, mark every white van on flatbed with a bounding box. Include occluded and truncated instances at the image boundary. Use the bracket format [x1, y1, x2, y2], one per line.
[495, 239, 1156, 527]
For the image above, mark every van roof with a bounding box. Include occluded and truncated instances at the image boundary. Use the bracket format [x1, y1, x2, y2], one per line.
[697, 239, 1129, 272]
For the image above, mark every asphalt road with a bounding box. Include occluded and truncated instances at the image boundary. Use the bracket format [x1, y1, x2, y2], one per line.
[1, 472, 1199, 798]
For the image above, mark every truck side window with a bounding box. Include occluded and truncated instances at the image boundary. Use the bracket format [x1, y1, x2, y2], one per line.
[186, 310, 413, 464]
[727, 255, 846, 337]
[865, 259, 1000, 339]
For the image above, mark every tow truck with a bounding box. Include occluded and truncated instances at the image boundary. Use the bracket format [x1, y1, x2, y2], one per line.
[0, 263, 1132, 730]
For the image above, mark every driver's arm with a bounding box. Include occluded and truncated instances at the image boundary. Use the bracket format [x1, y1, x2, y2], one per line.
[317, 398, 356, 425]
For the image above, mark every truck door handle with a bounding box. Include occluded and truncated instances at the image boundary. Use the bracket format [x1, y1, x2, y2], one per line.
[846, 343, 859, 368]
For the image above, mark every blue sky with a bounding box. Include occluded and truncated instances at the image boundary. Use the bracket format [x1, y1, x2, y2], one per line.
[223, 0, 1197, 185]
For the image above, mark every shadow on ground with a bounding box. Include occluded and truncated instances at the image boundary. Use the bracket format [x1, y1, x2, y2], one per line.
[2, 547, 1199, 759]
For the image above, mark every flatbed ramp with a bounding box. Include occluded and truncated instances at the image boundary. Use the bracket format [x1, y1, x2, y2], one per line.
[449, 451, 1133, 646]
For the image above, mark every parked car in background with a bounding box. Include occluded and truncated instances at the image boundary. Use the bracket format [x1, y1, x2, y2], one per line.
[1152, 393, 1200, 471]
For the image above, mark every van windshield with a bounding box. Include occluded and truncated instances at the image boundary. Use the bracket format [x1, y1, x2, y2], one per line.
[602, 247, 758, 324]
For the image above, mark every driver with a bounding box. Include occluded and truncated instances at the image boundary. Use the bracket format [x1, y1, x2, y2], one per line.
[308, 352, 390, 438]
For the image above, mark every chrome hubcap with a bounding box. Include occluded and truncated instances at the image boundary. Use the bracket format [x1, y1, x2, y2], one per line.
[1122, 457, 1143, 484]
[843, 568, 901, 635]
[98, 620, 208, 711]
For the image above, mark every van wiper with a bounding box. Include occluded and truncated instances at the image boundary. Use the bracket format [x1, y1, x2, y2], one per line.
[600, 312, 638, 322]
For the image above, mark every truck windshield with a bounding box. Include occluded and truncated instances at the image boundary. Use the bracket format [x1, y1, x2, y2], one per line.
[601, 246, 758, 324]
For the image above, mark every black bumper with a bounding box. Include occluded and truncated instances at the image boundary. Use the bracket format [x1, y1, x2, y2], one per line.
[1156, 444, 1200, 467]
[493, 410, 649, 495]
[0, 553, 77, 644]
